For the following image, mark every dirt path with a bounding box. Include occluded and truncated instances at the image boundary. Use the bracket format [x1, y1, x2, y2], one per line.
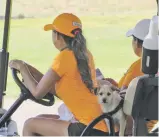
[3, 97, 62, 135]
[2, 97, 159, 135]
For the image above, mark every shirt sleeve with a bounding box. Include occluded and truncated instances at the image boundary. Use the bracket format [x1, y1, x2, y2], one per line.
[121, 60, 143, 87]
[121, 72, 135, 87]
[51, 52, 68, 77]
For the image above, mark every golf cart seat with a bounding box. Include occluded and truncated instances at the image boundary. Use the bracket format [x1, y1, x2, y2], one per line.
[123, 15, 158, 136]
[123, 76, 158, 136]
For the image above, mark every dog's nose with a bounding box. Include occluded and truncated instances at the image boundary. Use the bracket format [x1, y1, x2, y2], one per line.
[103, 98, 107, 103]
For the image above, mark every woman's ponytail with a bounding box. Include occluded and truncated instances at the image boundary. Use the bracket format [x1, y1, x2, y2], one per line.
[55, 29, 94, 92]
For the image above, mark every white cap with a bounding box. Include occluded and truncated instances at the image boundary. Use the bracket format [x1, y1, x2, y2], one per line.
[143, 15, 159, 50]
[126, 19, 151, 41]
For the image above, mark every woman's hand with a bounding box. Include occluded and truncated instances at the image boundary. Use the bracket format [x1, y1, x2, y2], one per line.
[9, 59, 25, 71]
[9, 59, 29, 88]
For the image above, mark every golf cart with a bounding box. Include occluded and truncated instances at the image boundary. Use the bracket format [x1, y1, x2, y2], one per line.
[0, 0, 158, 136]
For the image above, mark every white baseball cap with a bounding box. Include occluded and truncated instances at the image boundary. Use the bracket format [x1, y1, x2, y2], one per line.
[143, 15, 158, 50]
[126, 19, 151, 41]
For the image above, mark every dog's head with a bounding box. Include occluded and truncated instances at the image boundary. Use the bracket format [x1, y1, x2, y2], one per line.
[95, 85, 117, 104]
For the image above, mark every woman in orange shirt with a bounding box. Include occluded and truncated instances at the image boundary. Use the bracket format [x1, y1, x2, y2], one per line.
[9, 13, 110, 136]
[104, 19, 157, 132]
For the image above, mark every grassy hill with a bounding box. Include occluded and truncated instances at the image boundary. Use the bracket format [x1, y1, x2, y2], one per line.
[0, 0, 157, 17]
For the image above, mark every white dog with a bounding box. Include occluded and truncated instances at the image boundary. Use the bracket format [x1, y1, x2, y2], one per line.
[96, 85, 127, 136]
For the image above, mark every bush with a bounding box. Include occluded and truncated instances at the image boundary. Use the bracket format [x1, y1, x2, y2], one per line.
[17, 14, 25, 19]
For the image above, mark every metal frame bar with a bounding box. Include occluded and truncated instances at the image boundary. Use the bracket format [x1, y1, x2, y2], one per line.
[2, 0, 12, 51]
[0, 0, 12, 107]
[0, 93, 27, 127]
[80, 113, 115, 136]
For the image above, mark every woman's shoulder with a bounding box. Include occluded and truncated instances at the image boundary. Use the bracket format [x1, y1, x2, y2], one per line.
[126, 58, 142, 74]
[87, 49, 93, 56]
[55, 49, 74, 59]
[131, 58, 141, 68]
[57, 49, 93, 58]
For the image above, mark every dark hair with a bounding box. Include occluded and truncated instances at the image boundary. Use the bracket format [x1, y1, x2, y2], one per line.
[54, 29, 94, 92]
[132, 35, 143, 48]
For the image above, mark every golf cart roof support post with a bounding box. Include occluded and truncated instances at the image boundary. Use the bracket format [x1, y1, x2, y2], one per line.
[2, 0, 12, 51]
[157, 0, 158, 15]
[0, 0, 12, 108]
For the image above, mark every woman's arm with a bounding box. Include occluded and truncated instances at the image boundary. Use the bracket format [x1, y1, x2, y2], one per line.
[23, 63, 61, 99]
[20, 64, 60, 99]
[25, 63, 43, 83]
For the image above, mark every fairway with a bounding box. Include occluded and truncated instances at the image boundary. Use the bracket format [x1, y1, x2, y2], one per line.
[0, 12, 156, 97]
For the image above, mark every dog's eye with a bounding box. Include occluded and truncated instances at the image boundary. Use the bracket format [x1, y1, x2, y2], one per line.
[107, 93, 111, 96]
[99, 93, 103, 96]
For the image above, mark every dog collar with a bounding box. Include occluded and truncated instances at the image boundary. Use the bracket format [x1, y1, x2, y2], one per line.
[106, 99, 124, 116]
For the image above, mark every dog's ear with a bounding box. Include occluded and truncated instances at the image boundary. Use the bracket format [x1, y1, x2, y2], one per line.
[110, 85, 120, 92]
[94, 87, 100, 95]
[98, 79, 112, 86]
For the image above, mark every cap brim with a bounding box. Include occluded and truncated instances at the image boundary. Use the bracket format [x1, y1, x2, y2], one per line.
[44, 24, 54, 31]
[126, 28, 134, 37]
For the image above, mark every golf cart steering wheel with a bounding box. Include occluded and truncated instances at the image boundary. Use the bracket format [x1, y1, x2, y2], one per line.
[11, 68, 55, 106]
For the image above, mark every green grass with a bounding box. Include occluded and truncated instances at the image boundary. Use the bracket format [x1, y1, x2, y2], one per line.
[0, 12, 155, 97]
